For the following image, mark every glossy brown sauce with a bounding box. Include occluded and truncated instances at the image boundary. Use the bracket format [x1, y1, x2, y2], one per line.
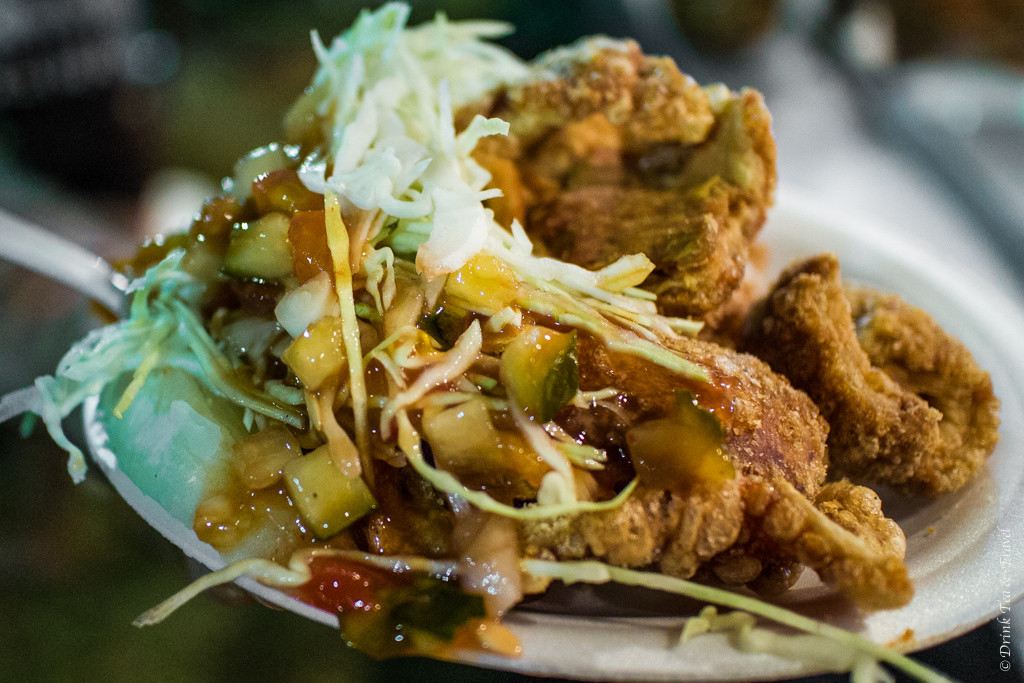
[193, 484, 311, 562]
[575, 332, 735, 423]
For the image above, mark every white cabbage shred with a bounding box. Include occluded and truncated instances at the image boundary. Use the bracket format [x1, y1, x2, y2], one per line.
[34, 251, 301, 482]
[294, 2, 525, 280]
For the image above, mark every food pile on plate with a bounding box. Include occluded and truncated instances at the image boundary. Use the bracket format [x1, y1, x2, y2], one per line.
[31, 2, 998, 675]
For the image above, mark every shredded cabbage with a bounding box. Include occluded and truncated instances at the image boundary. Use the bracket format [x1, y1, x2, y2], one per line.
[324, 191, 371, 459]
[363, 245, 397, 315]
[274, 271, 339, 337]
[522, 561, 954, 683]
[295, 3, 526, 280]
[33, 250, 302, 482]
[680, 607, 891, 680]
[381, 320, 483, 439]
[134, 547, 460, 628]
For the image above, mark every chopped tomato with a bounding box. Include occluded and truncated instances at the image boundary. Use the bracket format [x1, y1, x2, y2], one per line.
[298, 556, 403, 615]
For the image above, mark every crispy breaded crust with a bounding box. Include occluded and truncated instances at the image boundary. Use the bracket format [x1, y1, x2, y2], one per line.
[572, 333, 830, 497]
[520, 333, 913, 610]
[754, 478, 912, 610]
[847, 287, 1000, 494]
[742, 253, 998, 495]
[527, 182, 754, 319]
[520, 476, 912, 610]
[742, 254, 942, 489]
[463, 37, 776, 318]
[491, 37, 716, 150]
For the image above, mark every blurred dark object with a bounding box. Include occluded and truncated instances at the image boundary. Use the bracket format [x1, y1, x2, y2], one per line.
[0, 0, 638, 194]
[821, 0, 1024, 285]
[885, 0, 1024, 68]
[146, 0, 631, 177]
[5, 90, 155, 195]
[0, 0, 178, 195]
[822, 0, 1024, 70]
[666, 0, 780, 53]
[665, 0, 1024, 67]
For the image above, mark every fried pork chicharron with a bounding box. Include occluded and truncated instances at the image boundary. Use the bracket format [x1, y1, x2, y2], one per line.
[461, 37, 777, 318]
[521, 334, 913, 610]
[741, 254, 999, 496]
[452, 40, 917, 610]
[846, 286, 1001, 494]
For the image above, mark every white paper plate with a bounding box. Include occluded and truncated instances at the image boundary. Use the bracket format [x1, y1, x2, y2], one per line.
[84, 188, 1024, 681]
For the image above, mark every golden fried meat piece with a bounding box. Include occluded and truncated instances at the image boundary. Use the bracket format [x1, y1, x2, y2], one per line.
[815, 480, 907, 562]
[751, 478, 911, 610]
[522, 332, 912, 610]
[463, 37, 777, 318]
[567, 333, 830, 497]
[485, 37, 717, 151]
[741, 254, 942, 490]
[527, 183, 756, 320]
[695, 241, 771, 348]
[741, 253, 998, 495]
[521, 478, 912, 610]
[846, 287, 1000, 494]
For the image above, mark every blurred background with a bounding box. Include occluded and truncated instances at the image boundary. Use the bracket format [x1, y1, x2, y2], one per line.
[1, 0, 1022, 681]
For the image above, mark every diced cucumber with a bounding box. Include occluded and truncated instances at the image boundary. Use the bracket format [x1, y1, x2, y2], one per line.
[499, 325, 578, 423]
[230, 143, 296, 202]
[283, 445, 377, 539]
[251, 169, 324, 215]
[280, 315, 346, 390]
[421, 398, 548, 496]
[222, 212, 293, 280]
[418, 304, 468, 351]
[422, 398, 500, 468]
